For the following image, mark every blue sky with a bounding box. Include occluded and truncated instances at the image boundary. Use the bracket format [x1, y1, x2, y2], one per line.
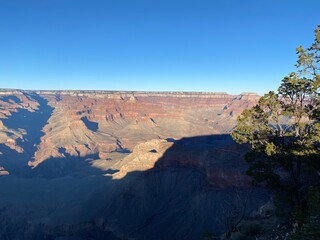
[0, 0, 319, 94]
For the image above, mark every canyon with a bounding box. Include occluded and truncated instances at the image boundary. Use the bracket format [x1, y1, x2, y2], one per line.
[0, 89, 268, 239]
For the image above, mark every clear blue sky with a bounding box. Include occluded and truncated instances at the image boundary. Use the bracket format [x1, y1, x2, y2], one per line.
[0, 0, 319, 94]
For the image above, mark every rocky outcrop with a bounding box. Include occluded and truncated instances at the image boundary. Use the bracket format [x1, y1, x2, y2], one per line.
[112, 136, 251, 188]
[0, 91, 39, 152]
[0, 166, 9, 176]
[0, 92, 53, 175]
[111, 139, 173, 179]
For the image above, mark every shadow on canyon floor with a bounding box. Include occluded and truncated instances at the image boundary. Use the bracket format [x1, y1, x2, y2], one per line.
[0, 95, 22, 104]
[0, 93, 54, 175]
[32, 147, 111, 178]
[81, 116, 99, 132]
[90, 135, 269, 240]
[1, 135, 269, 240]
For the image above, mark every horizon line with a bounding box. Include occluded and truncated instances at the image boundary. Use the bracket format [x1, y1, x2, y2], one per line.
[0, 88, 260, 96]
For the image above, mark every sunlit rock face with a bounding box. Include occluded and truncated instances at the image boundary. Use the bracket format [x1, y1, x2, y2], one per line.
[0, 89, 267, 240]
[30, 90, 259, 170]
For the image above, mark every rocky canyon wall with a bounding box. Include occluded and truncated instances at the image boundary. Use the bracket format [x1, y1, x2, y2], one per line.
[0, 89, 267, 240]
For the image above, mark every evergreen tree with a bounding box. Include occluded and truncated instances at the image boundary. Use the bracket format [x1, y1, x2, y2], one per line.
[231, 26, 320, 214]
